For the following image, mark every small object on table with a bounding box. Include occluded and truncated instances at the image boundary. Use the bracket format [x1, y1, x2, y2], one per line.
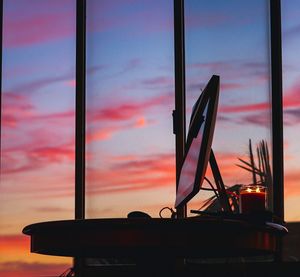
[239, 184, 266, 214]
[127, 211, 151, 218]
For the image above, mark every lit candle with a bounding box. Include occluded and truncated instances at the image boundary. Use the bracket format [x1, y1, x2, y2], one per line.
[239, 185, 266, 213]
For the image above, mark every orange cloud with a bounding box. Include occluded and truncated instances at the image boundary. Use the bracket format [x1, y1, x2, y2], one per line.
[0, 235, 70, 276]
[0, 235, 29, 254]
[86, 128, 114, 143]
[0, 261, 70, 277]
[284, 170, 300, 196]
[135, 117, 146, 128]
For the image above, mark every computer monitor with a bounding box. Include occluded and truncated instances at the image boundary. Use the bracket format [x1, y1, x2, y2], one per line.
[175, 75, 220, 208]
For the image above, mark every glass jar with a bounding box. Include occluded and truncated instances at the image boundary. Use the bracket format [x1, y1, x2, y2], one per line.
[239, 184, 266, 214]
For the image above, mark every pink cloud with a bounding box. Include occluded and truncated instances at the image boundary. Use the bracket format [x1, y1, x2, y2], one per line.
[236, 112, 271, 126]
[89, 93, 171, 122]
[86, 117, 152, 144]
[65, 79, 76, 87]
[86, 127, 116, 143]
[220, 82, 245, 91]
[1, 92, 74, 132]
[29, 146, 74, 163]
[6, 64, 107, 94]
[2, 150, 175, 197]
[283, 80, 300, 108]
[86, 153, 176, 195]
[187, 81, 245, 94]
[188, 61, 268, 82]
[213, 78, 300, 127]
[4, 6, 75, 48]
[1, 89, 173, 184]
[1, 90, 174, 199]
[284, 109, 300, 125]
[1, 93, 34, 128]
[219, 102, 269, 113]
[84, 150, 254, 196]
[142, 76, 173, 87]
[94, 104, 140, 121]
[1, 93, 75, 177]
[11, 74, 75, 94]
[213, 77, 300, 116]
[225, 67, 300, 111]
[1, 140, 75, 176]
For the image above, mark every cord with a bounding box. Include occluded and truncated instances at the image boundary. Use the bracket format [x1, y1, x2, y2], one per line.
[159, 206, 176, 218]
[203, 177, 219, 199]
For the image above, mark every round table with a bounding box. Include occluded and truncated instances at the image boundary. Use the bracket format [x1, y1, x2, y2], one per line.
[22, 217, 287, 259]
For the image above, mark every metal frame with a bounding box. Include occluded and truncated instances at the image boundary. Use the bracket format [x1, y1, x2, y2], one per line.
[270, 0, 284, 222]
[75, 0, 86, 221]
[74, 0, 86, 274]
[174, 0, 187, 218]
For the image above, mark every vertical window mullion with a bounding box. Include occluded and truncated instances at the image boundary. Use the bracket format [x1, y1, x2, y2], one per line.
[270, 0, 284, 222]
[174, 0, 187, 218]
[75, 0, 86, 220]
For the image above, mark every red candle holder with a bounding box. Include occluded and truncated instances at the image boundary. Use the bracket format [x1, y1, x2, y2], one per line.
[239, 185, 266, 214]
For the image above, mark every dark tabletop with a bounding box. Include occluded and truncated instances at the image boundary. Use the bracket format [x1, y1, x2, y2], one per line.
[23, 217, 287, 258]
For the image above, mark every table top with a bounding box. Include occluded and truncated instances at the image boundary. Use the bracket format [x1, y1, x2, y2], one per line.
[23, 217, 287, 258]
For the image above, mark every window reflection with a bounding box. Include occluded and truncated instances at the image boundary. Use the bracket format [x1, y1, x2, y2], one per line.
[184, 0, 272, 212]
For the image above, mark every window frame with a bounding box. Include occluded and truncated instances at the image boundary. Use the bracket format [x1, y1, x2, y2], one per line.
[0, 0, 283, 223]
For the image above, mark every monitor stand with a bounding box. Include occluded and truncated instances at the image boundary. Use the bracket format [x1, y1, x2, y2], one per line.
[209, 149, 232, 213]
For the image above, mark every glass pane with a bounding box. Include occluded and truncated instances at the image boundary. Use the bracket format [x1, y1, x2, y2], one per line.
[86, 0, 175, 218]
[0, 0, 75, 275]
[282, 1, 300, 222]
[184, 0, 272, 214]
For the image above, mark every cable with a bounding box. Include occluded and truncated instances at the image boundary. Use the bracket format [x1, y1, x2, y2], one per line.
[159, 206, 176, 218]
[203, 177, 219, 199]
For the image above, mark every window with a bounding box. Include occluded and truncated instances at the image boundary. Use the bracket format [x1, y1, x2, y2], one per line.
[1, 0, 295, 275]
[0, 0, 75, 275]
[85, 0, 175, 218]
[282, 0, 300, 221]
[184, 0, 273, 213]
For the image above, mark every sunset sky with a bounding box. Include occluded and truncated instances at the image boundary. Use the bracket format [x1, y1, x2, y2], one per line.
[1, 0, 300, 276]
